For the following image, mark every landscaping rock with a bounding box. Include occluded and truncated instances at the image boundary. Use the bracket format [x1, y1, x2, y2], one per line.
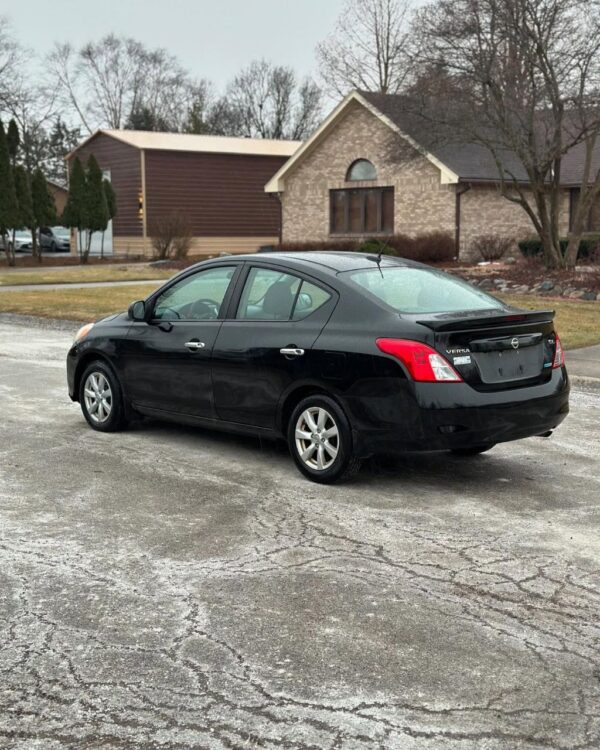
[478, 278, 494, 290]
[513, 285, 530, 293]
[493, 278, 507, 286]
[539, 280, 555, 291]
[582, 291, 598, 301]
[504, 256, 517, 265]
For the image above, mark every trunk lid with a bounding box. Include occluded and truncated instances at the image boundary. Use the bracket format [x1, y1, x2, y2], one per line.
[415, 308, 558, 389]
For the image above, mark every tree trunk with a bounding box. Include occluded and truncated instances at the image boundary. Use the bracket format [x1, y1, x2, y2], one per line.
[31, 227, 42, 264]
[1, 232, 16, 267]
[82, 230, 93, 265]
[101, 231, 105, 260]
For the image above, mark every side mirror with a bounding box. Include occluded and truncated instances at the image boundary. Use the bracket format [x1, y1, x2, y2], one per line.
[128, 300, 146, 321]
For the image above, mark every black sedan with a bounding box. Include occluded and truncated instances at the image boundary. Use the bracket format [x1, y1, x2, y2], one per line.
[67, 252, 569, 483]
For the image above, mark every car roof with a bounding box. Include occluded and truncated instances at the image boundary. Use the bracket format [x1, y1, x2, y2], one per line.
[204, 251, 422, 275]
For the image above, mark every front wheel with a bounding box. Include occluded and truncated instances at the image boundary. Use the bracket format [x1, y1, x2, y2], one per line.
[79, 361, 127, 432]
[288, 395, 361, 483]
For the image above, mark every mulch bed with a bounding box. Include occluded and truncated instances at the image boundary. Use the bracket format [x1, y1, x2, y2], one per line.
[445, 257, 600, 297]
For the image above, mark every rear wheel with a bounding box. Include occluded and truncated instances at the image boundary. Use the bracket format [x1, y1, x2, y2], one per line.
[288, 395, 360, 483]
[451, 444, 495, 456]
[79, 361, 127, 432]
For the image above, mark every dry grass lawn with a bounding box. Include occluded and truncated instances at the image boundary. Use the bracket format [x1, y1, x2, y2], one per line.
[0, 284, 160, 321]
[498, 294, 600, 349]
[0, 286, 598, 349]
[0, 265, 173, 286]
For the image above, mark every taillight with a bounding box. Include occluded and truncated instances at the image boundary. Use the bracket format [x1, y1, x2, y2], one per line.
[376, 338, 463, 382]
[552, 333, 565, 369]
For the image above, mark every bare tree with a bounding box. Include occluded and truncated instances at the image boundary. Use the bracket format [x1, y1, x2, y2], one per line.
[223, 60, 321, 140]
[411, 0, 600, 269]
[316, 0, 413, 97]
[0, 17, 24, 109]
[48, 35, 210, 134]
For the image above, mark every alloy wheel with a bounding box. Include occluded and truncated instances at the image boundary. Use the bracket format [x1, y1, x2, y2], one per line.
[295, 406, 339, 471]
[83, 372, 113, 424]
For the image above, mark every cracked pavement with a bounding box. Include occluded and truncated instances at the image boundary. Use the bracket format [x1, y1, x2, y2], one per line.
[1, 317, 599, 749]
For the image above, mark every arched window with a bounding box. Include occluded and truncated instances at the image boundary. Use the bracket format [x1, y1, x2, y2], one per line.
[346, 159, 377, 181]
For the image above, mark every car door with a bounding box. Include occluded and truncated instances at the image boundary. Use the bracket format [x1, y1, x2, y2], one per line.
[212, 264, 337, 428]
[122, 264, 240, 418]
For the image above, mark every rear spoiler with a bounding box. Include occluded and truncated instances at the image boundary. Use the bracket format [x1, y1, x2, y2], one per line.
[413, 308, 555, 332]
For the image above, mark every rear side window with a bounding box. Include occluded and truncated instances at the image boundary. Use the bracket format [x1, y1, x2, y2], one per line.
[237, 268, 332, 321]
[348, 267, 505, 314]
[292, 280, 331, 321]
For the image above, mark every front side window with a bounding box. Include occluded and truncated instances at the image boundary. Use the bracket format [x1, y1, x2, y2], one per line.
[330, 188, 394, 235]
[348, 267, 505, 314]
[237, 268, 332, 321]
[153, 266, 236, 320]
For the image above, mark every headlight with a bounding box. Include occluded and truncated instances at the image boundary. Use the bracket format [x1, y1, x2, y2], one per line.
[74, 323, 94, 342]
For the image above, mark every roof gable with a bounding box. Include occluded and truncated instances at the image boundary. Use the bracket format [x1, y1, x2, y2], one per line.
[265, 91, 460, 193]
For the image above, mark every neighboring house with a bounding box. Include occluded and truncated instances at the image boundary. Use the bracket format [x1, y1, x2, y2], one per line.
[48, 180, 68, 217]
[266, 90, 600, 259]
[67, 131, 301, 257]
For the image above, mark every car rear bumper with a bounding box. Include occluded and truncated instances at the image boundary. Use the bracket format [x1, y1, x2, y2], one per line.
[349, 368, 570, 457]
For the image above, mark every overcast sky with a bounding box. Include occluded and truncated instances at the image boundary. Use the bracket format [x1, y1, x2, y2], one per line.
[7, 0, 346, 90]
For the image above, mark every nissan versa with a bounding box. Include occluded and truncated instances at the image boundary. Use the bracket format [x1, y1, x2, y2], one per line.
[67, 252, 569, 483]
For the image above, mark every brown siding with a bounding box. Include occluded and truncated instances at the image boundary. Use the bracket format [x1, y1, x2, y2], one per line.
[68, 134, 143, 237]
[145, 150, 286, 236]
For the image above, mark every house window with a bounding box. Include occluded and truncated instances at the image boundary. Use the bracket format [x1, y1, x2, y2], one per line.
[346, 159, 377, 181]
[330, 187, 394, 235]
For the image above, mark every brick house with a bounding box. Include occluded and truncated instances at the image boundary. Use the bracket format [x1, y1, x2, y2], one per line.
[266, 90, 599, 259]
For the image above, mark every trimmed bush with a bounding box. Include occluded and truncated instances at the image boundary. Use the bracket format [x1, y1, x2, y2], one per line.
[470, 234, 513, 261]
[518, 235, 600, 260]
[149, 212, 193, 260]
[277, 232, 455, 264]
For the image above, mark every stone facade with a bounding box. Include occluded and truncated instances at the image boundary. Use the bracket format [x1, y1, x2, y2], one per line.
[279, 99, 572, 260]
[281, 100, 456, 244]
[460, 184, 570, 260]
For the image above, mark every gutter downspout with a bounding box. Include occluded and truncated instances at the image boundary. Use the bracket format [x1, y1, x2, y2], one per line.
[455, 182, 471, 258]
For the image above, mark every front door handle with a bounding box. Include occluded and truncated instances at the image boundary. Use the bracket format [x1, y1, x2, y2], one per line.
[185, 340, 206, 351]
[280, 347, 304, 357]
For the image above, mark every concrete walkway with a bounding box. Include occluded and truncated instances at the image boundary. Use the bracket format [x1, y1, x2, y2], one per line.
[0, 279, 164, 292]
[567, 345, 600, 383]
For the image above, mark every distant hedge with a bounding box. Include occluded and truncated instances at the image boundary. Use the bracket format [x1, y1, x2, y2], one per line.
[277, 232, 456, 263]
[518, 235, 600, 259]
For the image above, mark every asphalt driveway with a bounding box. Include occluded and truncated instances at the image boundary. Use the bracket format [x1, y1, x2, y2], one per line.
[1, 317, 599, 749]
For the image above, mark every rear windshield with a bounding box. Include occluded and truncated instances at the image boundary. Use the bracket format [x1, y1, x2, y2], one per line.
[348, 267, 505, 314]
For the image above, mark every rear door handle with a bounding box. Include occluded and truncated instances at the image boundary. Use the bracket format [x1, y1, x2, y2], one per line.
[185, 340, 205, 351]
[280, 348, 304, 357]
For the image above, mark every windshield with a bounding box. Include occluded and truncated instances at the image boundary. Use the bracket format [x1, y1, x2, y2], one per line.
[51, 226, 70, 239]
[348, 267, 505, 314]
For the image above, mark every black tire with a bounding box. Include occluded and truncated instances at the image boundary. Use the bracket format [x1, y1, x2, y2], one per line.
[451, 443, 495, 456]
[78, 360, 127, 432]
[287, 395, 361, 484]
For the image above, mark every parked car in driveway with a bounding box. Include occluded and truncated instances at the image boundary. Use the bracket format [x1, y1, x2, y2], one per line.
[0, 231, 33, 252]
[39, 226, 70, 252]
[13, 230, 34, 252]
[66, 252, 569, 483]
